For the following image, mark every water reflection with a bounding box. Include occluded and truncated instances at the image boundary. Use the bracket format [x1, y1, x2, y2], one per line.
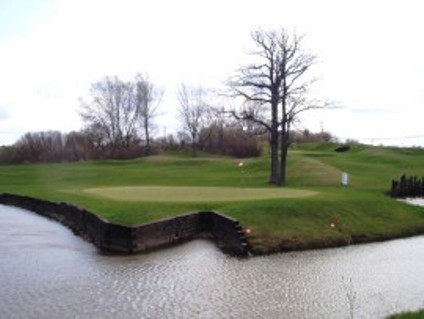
[1, 204, 424, 318]
[399, 197, 424, 207]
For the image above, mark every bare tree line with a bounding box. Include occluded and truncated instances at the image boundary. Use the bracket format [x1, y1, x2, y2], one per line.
[0, 126, 331, 164]
[0, 127, 266, 164]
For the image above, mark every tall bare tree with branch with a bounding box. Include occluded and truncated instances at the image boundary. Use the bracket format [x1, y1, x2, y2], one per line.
[229, 28, 327, 185]
[135, 74, 163, 154]
[80, 74, 162, 156]
[177, 84, 208, 156]
[79, 76, 140, 152]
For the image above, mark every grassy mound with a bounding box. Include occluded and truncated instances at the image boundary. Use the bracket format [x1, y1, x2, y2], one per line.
[1, 143, 424, 254]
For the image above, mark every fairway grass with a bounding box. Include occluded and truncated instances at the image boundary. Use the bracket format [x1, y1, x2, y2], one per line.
[83, 186, 317, 202]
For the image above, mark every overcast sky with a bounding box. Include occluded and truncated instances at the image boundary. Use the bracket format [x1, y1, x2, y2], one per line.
[1, 0, 423, 146]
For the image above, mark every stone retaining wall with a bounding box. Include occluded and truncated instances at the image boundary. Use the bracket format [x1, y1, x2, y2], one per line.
[0, 193, 250, 256]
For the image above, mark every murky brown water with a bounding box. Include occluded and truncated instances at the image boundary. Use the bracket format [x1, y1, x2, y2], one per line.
[1, 204, 424, 318]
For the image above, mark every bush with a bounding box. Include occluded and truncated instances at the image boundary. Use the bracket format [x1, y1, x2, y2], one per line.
[0, 130, 151, 164]
[199, 125, 262, 158]
[291, 129, 334, 144]
[335, 145, 351, 152]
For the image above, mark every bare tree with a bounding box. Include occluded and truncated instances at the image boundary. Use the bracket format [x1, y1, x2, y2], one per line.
[229, 28, 327, 185]
[177, 84, 208, 156]
[135, 74, 163, 154]
[79, 76, 140, 152]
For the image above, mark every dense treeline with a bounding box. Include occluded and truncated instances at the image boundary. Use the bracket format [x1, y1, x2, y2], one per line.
[0, 129, 160, 164]
[0, 129, 259, 164]
[0, 127, 332, 164]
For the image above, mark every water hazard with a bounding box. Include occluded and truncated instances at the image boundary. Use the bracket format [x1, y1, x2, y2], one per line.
[1, 204, 424, 318]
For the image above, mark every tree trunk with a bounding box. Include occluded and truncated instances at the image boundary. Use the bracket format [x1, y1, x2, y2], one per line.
[269, 95, 281, 185]
[269, 131, 280, 184]
[191, 133, 197, 157]
[191, 141, 197, 156]
[280, 131, 290, 186]
[144, 119, 150, 155]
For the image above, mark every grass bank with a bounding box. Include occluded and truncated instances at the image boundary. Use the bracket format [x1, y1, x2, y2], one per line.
[1, 143, 424, 254]
[390, 310, 424, 318]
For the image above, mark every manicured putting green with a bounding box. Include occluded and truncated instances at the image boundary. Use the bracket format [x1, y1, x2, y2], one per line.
[84, 186, 317, 202]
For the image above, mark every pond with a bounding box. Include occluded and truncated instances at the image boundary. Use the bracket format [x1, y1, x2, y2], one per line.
[1, 204, 424, 318]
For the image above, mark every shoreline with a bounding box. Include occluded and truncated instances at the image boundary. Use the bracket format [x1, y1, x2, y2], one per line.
[0, 193, 249, 257]
[2, 193, 424, 257]
[248, 225, 424, 255]
[250, 197, 424, 255]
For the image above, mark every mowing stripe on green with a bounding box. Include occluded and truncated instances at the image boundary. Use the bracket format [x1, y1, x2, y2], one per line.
[83, 186, 318, 202]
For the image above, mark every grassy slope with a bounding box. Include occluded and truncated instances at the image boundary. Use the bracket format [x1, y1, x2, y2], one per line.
[1, 144, 424, 254]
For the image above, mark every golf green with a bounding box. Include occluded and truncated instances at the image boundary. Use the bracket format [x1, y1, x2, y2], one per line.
[83, 186, 318, 202]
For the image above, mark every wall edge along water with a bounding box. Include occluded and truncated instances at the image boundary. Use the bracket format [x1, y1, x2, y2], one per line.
[0, 193, 250, 256]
